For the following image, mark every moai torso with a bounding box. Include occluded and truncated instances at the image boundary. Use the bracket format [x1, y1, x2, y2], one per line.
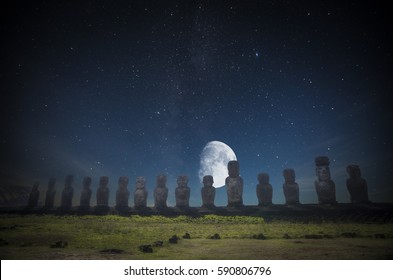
[256, 173, 273, 206]
[283, 169, 300, 204]
[226, 160, 244, 207]
[80, 177, 92, 207]
[201, 175, 216, 208]
[96, 176, 109, 206]
[28, 181, 40, 208]
[346, 165, 369, 203]
[116, 176, 129, 208]
[315, 156, 336, 204]
[154, 174, 168, 208]
[175, 175, 190, 207]
[134, 176, 148, 208]
[61, 175, 74, 208]
[44, 178, 56, 208]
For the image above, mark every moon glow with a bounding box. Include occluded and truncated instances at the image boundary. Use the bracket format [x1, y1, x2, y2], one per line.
[199, 141, 237, 188]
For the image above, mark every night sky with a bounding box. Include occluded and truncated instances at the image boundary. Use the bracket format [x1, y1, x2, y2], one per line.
[1, 1, 392, 207]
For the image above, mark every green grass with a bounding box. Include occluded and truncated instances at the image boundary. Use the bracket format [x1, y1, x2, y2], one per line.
[1, 214, 392, 259]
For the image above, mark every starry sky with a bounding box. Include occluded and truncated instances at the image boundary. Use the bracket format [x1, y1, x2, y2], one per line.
[1, 1, 392, 206]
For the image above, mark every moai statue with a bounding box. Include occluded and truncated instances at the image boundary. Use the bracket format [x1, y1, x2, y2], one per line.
[134, 176, 148, 209]
[61, 175, 74, 209]
[256, 173, 273, 206]
[283, 169, 300, 205]
[27, 181, 40, 208]
[96, 176, 110, 207]
[201, 175, 216, 208]
[154, 174, 168, 208]
[44, 178, 56, 208]
[79, 177, 92, 208]
[225, 160, 244, 207]
[116, 176, 130, 211]
[346, 165, 370, 203]
[175, 175, 190, 208]
[315, 156, 337, 204]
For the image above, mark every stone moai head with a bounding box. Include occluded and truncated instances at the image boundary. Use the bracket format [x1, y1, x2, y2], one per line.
[228, 160, 240, 177]
[315, 156, 331, 181]
[48, 177, 56, 189]
[346, 165, 361, 179]
[65, 175, 74, 188]
[99, 176, 109, 188]
[258, 173, 270, 185]
[118, 176, 129, 190]
[203, 175, 214, 187]
[32, 181, 39, 191]
[283, 169, 296, 183]
[83, 177, 92, 189]
[157, 174, 167, 188]
[136, 176, 146, 189]
[177, 175, 189, 188]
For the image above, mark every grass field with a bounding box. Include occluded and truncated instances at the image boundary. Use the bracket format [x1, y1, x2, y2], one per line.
[1, 214, 392, 259]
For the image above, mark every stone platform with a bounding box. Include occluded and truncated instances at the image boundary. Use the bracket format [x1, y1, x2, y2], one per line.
[1, 203, 393, 223]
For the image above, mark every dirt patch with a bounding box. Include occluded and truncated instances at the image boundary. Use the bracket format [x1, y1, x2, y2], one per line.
[100, 248, 125, 254]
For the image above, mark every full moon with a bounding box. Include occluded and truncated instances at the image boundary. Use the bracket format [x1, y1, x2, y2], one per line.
[198, 141, 237, 188]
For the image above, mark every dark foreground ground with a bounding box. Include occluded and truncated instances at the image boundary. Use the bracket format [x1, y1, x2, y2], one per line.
[1, 203, 393, 260]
